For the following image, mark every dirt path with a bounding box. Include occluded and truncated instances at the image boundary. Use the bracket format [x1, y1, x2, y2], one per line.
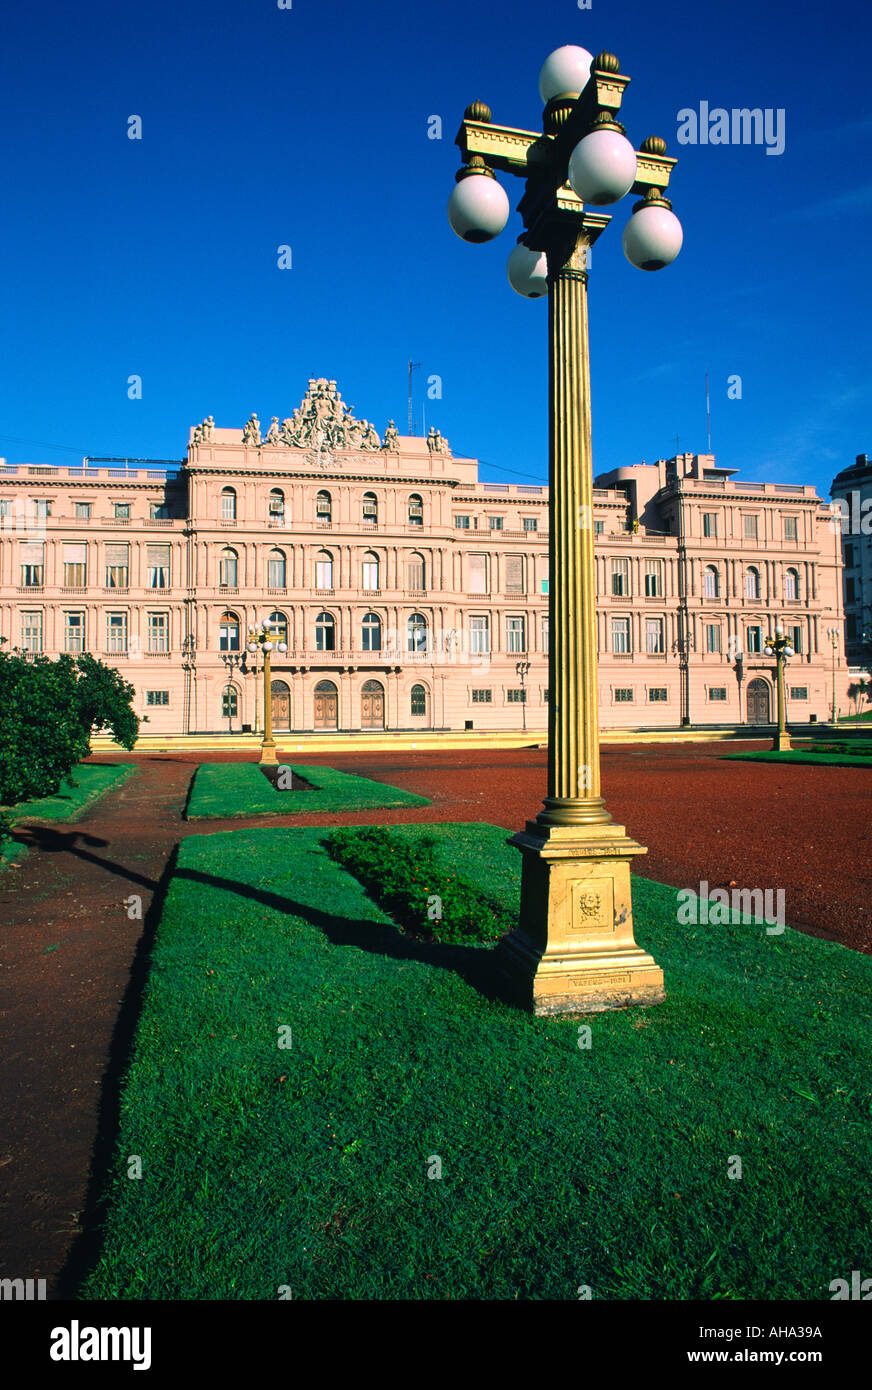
[1, 740, 868, 1297]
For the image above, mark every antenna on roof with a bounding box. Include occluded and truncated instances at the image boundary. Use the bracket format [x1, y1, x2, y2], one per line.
[705, 372, 712, 453]
[408, 359, 422, 435]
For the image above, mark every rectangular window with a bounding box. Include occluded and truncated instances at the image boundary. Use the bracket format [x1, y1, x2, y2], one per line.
[846, 577, 856, 604]
[611, 558, 629, 596]
[784, 516, 798, 541]
[471, 689, 492, 703]
[507, 689, 526, 703]
[523, 517, 538, 532]
[844, 543, 855, 568]
[541, 578, 549, 595]
[62, 542, 87, 587]
[0, 498, 12, 517]
[35, 499, 51, 518]
[149, 502, 170, 520]
[506, 616, 526, 653]
[649, 688, 668, 702]
[64, 612, 84, 653]
[505, 556, 524, 594]
[221, 493, 236, 521]
[790, 687, 808, 700]
[147, 612, 169, 653]
[612, 616, 631, 654]
[542, 617, 549, 655]
[21, 611, 43, 653]
[114, 502, 130, 520]
[407, 555, 425, 590]
[19, 541, 45, 587]
[746, 626, 762, 654]
[790, 625, 803, 654]
[468, 554, 487, 594]
[645, 618, 664, 654]
[105, 543, 130, 589]
[594, 520, 604, 535]
[454, 515, 470, 529]
[614, 688, 634, 702]
[488, 516, 504, 531]
[743, 514, 758, 540]
[106, 612, 128, 654]
[469, 616, 490, 655]
[709, 687, 727, 701]
[315, 559, 333, 589]
[644, 561, 663, 597]
[146, 690, 170, 706]
[74, 501, 91, 519]
[706, 623, 722, 654]
[147, 543, 170, 588]
[362, 560, 379, 590]
[703, 512, 717, 539]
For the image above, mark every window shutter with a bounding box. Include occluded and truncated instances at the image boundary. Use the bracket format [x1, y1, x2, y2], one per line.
[105, 543, 130, 566]
[63, 543, 87, 564]
[19, 542, 45, 564]
[147, 544, 170, 566]
[468, 554, 486, 593]
[505, 556, 523, 593]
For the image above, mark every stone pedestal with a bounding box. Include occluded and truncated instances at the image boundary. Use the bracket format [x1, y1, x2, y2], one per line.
[496, 819, 665, 1016]
[773, 729, 792, 752]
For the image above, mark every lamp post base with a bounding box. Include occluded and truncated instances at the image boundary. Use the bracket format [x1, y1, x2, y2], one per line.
[259, 739, 279, 766]
[773, 729, 792, 752]
[497, 819, 665, 1016]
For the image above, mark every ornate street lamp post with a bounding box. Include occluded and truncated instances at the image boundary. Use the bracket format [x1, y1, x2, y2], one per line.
[220, 651, 244, 734]
[826, 626, 839, 724]
[448, 44, 683, 1014]
[247, 618, 287, 765]
[516, 659, 531, 732]
[763, 623, 794, 752]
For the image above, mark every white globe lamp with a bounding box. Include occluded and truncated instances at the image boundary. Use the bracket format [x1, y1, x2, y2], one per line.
[568, 128, 637, 206]
[623, 197, 683, 271]
[538, 46, 593, 103]
[448, 164, 510, 244]
[507, 241, 548, 298]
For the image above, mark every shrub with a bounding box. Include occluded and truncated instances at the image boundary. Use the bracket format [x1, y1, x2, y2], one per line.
[323, 826, 511, 945]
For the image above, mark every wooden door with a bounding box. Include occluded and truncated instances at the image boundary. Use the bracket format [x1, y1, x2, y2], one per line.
[271, 681, 291, 732]
[361, 681, 385, 730]
[314, 686, 338, 729]
[746, 678, 770, 724]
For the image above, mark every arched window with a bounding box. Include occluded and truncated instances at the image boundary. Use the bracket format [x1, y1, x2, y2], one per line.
[784, 567, 799, 601]
[268, 548, 286, 588]
[361, 611, 381, 652]
[221, 686, 238, 719]
[219, 611, 239, 652]
[411, 683, 427, 717]
[407, 552, 425, 591]
[315, 611, 336, 652]
[407, 612, 427, 652]
[269, 610, 288, 645]
[745, 566, 760, 600]
[221, 487, 237, 521]
[315, 550, 334, 589]
[362, 491, 378, 525]
[362, 551, 380, 590]
[219, 548, 238, 587]
[704, 565, 719, 599]
[316, 490, 332, 523]
[269, 488, 285, 523]
[408, 493, 423, 527]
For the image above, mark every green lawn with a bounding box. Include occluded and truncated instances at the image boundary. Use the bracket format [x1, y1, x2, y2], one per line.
[81, 822, 872, 1301]
[724, 750, 872, 768]
[1, 762, 138, 868]
[185, 761, 429, 819]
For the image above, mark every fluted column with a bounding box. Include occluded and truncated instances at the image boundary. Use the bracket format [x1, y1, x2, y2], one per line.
[539, 234, 610, 826]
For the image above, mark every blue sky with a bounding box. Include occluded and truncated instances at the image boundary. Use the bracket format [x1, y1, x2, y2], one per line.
[0, 0, 869, 498]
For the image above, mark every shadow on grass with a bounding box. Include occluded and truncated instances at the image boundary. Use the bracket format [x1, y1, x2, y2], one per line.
[55, 843, 179, 1300]
[172, 865, 503, 999]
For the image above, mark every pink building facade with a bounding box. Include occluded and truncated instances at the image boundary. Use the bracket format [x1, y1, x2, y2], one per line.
[0, 379, 850, 737]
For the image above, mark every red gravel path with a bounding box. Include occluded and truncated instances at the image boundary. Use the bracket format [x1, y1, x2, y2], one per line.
[0, 739, 868, 1297]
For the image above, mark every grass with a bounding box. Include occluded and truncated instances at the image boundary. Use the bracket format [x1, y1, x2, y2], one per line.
[724, 750, 872, 768]
[81, 821, 872, 1301]
[185, 761, 429, 819]
[840, 710, 872, 722]
[1, 762, 138, 868]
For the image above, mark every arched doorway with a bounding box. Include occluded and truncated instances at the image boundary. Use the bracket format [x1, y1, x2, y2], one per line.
[271, 679, 291, 732]
[747, 678, 771, 724]
[361, 679, 385, 730]
[314, 679, 338, 730]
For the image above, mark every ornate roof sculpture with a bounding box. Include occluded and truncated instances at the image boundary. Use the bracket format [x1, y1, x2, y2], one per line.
[189, 378, 451, 456]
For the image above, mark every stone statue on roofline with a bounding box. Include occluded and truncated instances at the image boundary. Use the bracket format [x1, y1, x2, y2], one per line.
[264, 416, 280, 445]
[382, 420, 400, 451]
[242, 413, 261, 446]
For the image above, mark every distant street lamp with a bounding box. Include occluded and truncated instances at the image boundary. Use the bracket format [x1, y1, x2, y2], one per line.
[826, 626, 840, 724]
[247, 618, 287, 765]
[448, 44, 681, 1015]
[515, 659, 531, 731]
[763, 623, 794, 752]
[220, 651, 244, 734]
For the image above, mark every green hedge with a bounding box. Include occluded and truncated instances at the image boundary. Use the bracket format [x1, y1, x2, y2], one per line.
[724, 750, 872, 768]
[324, 825, 510, 945]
